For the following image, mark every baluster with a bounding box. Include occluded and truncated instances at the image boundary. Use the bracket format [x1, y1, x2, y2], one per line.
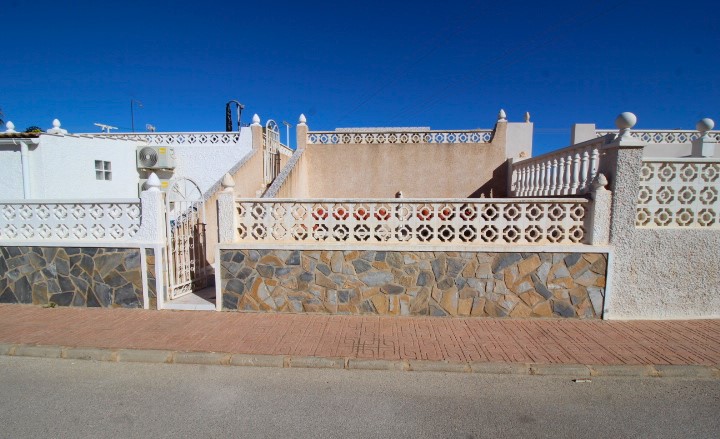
[524, 165, 532, 197]
[515, 168, 523, 196]
[530, 164, 538, 196]
[580, 150, 590, 193]
[562, 156, 572, 195]
[537, 163, 545, 196]
[543, 161, 553, 196]
[550, 158, 559, 196]
[570, 152, 581, 194]
[589, 148, 600, 187]
[521, 167, 529, 196]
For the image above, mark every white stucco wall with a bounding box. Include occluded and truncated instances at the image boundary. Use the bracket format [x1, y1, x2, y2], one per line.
[602, 146, 720, 319]
[0, 145, 24, 199]
[29, 135, 140, 199]
[172, 128, 252, 195]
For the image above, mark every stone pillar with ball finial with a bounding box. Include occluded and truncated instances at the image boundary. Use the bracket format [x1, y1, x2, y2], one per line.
[296, 114, 308, 150]
[691, 118, 716, 158]
[250, 114, 263, 150]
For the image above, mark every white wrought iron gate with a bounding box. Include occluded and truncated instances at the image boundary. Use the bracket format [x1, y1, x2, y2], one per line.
[165, 178, 208, 299]
[264, 119, 281, 186]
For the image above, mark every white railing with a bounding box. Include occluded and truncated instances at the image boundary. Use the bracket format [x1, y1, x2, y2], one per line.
[83, 132, 243, 145]
[307, 130, 494, 145]
[596, 130, 720, 143]
[636, 158, 720, 228]
[511, 136, 610, 197]
[278, 143, 293, 157]
[235, 198, 588, 245]
[0, 200, 142, 241]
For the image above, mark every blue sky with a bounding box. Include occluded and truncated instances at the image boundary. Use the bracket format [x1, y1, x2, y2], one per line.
[1, 0, 717, 154]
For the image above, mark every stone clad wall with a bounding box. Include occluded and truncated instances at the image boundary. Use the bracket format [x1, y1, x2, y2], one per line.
[220, 250, 607, 318]
[145, 248, 157, 309]
[0, 246, 144, 308]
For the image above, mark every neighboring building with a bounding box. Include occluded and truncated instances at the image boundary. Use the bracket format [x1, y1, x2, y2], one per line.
[0, 119, 257, 201]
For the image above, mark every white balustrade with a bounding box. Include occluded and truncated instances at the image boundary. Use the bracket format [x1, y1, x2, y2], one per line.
[0, 200, 142, 241]
[596, 130, 720, 143]
[307, 130, 493, 145]
[511, 137, 607, 197]
[234, 199, 588, 245]
[636, 158, 720, 228]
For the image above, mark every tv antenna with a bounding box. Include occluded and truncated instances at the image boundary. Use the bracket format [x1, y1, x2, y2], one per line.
[146, 124, 156, 132]
[94, 123, 118, 133]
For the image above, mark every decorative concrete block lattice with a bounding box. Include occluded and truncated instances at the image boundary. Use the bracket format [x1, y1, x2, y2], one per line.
[307, 130, 493, 145]
[596, 130, 720, 143]
[235, 200, 588, 244]
[636, 159, 720, 228]
[0, 201, 141, 241]
[93, 132, 242, 145]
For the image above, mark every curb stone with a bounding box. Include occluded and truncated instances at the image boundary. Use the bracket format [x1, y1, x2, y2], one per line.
[653, 365, 717, 379]
[64, 347, 116, 362]
[589, 365, 656, 377]
[173, 351, 230, 366]
[13, 344, 63, 359]
[0, 343, 15, 356]
[469, 362, 529, 375]
[528, 363, 591, 376]
[286, 356, 344, 369]
[408, 360, 470, 373]
[116, 349, 173, 364]
[1, 344, 718, 379]
[347, 358, 409, 371]
[230, 354, 284, 367]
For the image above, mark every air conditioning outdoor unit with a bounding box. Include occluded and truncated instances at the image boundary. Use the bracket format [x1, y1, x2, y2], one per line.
[138, 178, 171, 195]
[136, 145, 176, 170]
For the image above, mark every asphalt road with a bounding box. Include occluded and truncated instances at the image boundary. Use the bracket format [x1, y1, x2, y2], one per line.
[0, 356, 718, 438]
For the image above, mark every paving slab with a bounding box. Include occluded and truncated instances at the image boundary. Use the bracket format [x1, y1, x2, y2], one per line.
[0, 305, 718, 377]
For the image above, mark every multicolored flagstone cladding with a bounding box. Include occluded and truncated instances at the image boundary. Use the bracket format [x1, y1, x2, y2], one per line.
[0, 246, 144, 308]
[145, 248, 157, 309]
[220, 250, 607, 318]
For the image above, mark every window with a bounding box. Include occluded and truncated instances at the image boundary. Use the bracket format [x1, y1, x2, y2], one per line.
[95, 160, 112, 181]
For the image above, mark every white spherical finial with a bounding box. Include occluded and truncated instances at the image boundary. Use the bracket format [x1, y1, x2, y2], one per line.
[5, 121, 16, 133]
[221, 173, 235, 191]
[146, 173, 161, 192]
[592, 173, 609, 190]
[524, 112, 531, 123]
[298, 113, 307, 125]
[497, 109, 507, 122]
[251, 114, 260, 126]
[697, 118, 715, 134]
[52, 119, 61, 128]
[614, 112, 637, 130]
[615, 112, 637, 140]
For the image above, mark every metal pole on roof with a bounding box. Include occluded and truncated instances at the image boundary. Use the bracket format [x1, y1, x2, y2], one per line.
[131, 99, 143, 133]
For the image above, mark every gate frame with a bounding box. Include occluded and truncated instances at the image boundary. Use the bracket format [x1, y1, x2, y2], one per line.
[164, 177, 208, 300]
[264, 119, 281, 186]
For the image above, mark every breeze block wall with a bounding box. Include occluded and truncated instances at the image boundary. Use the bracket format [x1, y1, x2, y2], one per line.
[0, 246, 144, 308]
[220, 250, 608, 318]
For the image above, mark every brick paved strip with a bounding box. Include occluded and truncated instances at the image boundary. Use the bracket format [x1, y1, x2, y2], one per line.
[0, 305, 719, 369]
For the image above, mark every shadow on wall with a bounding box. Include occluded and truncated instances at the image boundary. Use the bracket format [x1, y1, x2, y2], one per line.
[467, 161, 509, 198]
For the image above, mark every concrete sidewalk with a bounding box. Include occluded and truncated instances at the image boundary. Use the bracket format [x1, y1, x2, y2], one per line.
[0, 304, 718, 377]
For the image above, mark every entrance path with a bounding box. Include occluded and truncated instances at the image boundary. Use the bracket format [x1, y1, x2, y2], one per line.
[0, 305, 718, 373]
